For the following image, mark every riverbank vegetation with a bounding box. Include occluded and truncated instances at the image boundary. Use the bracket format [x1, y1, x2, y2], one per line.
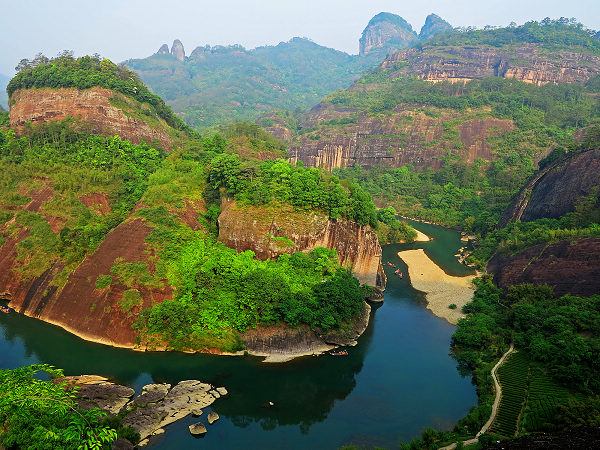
[0, 365, 119, 449]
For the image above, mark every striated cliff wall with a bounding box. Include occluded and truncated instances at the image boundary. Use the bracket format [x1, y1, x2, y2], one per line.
[9, 87, 173, 149]
[382, 44, 600, 86]
[500, 148, 600, 226]
[218, 199, 385, 290]
[487, 238, 600, 297]
[289, 106, 513, 171]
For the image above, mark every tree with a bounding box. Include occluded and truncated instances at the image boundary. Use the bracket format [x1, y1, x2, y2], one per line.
[0, 365, 117, 449]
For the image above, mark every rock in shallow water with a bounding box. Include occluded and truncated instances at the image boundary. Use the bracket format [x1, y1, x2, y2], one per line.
[189, 422, 207, 435]
[207, 411, 219, 424]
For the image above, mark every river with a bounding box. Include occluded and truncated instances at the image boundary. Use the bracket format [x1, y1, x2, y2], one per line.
[0, 221, 477, 449]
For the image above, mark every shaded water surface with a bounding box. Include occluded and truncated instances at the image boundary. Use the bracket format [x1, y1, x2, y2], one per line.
[0, 222, 476, 449]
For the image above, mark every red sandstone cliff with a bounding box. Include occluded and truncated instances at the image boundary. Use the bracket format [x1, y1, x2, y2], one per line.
[9, 87, 174, 149]
[289, 106, 513, 171]
[218, 199, 386, 290]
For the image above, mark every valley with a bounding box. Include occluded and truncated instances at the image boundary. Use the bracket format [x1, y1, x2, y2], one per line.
[1, 9, 600, 450]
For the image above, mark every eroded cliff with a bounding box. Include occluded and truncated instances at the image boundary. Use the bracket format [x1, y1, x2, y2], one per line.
[500, 148, 600, 226]
[218, 199, 385, 290]
[487, 238, 600, 297]
[289, 105, 513, 171]
[382, 44, 600, 86]
[9, 87, 174, 149]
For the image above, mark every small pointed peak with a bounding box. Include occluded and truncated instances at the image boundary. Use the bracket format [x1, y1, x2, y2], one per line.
[157, 44, 169, 54]
[171, 39, 185, 62]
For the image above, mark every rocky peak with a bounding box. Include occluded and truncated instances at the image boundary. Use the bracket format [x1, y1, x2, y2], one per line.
[171, 39, 185, 62]
[419, 13, 452, 40]
[157, 43, 169, 54]
[359, 12, 418, 57]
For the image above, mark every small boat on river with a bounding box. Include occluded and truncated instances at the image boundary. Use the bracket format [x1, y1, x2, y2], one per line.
[329, 350, 348, 356]
[1, 306, 10, 314]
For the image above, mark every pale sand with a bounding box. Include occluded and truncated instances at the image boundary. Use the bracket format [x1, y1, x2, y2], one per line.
[413, 228, 430, 242]
[397, 249, 475, 325]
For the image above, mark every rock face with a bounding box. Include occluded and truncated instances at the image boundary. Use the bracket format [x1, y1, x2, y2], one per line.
[359, 13, 418, 56]
[500, 148, 600, 226]
[1, 215, 171, 348]
[9, 87, 173, 149]
[171, 39, 185, 62]
[487, 238, 600, 297]
[69, 377, 227, 443]
[419, 13, 452, 40]
[218, 199, 385, 289]
[157, 44, 169, 54]
[289, 106, 513, 171]
[382, 44, 600, 86]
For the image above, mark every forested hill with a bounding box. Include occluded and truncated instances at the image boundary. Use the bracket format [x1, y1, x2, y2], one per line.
[124, 12, 453, 129]
[126, 38, 376, 129]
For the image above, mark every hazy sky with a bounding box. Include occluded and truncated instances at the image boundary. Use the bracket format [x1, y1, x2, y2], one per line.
[2, 0, 599, 75]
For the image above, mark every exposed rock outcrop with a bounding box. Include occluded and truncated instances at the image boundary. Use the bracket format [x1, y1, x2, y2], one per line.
[487, 238, 600, 297]
[289, 106, 513, 171]
[9, 87, 173, 149]
[2, 216, 170, 348]
[419, 14, 452, 40]
[359, 13, 418, 56]
[382, 44, 600, 86]
[67, 376, 227, 443]
[171, 39, 185, 62]
[218, 199, 385, 289]
[157, 44, 169, 54]
[500, 148, 600, 226]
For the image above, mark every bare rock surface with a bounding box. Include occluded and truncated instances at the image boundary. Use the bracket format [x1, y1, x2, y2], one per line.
[189, 422, 207, 435]
[75, 384, 135, 414]
[72, 378, 227, 443]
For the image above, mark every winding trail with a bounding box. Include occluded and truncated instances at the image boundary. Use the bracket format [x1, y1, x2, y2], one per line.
[440, 343, 515, 450]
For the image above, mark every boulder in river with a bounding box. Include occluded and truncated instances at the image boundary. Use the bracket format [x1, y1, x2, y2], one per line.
[189, 422, 207, 435]
[207, 411, 219, 424]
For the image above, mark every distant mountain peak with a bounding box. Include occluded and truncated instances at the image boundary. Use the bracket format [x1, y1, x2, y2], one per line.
[419, 13, 452, 40]
[157, 43, 169, 54]
[359, 12, 418, 56]
[171, 39, 185, 62]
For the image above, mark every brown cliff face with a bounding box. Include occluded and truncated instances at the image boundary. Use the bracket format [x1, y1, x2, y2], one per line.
[500, 148, 600, 226]
[218, 200, 385, 290]
[0, 184, 174, 347]
[382, 44, 600, 86]
[289, 105, 513, 171]
[487, 238, 600, 297]
[157, 44, 169, 54]
[9, 87, 173, 149]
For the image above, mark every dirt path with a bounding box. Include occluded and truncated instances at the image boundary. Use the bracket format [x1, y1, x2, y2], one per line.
[439, 343, 515, 450]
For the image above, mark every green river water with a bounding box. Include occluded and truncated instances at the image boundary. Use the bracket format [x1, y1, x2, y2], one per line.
[0, 221, 477, 449]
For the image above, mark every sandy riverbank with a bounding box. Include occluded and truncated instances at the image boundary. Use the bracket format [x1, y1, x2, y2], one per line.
[397, 249, 476, 325]
[414, 228, 430, 242]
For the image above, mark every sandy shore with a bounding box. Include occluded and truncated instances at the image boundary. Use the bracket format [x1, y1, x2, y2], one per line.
[413, 228, 430, 242]
[397, 249, 475, 325]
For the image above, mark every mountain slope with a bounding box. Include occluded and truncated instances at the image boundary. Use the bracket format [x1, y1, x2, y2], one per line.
[125, 13, 454, 130]
[126, 38, 375, 129]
